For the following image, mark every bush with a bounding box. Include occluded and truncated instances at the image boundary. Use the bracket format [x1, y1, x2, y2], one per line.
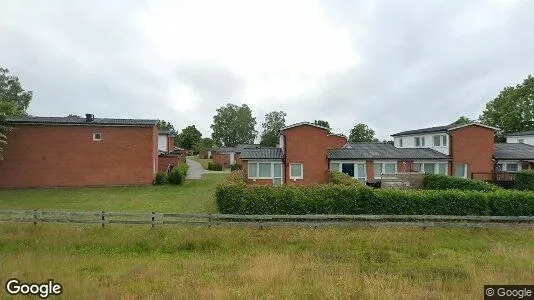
[329, 171, 361, 186]
[224, 170, 245, 183]
[208, 162, 223, 171]
[167, 164, 188, 185]
[215, 182, 534, 216]
[230, 164, 242, 171]
[424, 174, 501, 191]
[515, 170, 534, 191]
[154, 171, 167, 185]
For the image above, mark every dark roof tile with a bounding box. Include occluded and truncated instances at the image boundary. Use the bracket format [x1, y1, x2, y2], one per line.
[240, 148, 283, 159]
[6, 116, 157, 126]
[494, 143, 534, 160]
[328, 143, 449, 160]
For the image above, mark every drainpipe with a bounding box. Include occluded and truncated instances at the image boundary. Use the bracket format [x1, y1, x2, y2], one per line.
[281, 132, 287, 184]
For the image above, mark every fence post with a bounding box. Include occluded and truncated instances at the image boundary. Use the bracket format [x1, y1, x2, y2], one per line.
[33, 209, 37, 226]
[101, 211, 105, 228]
[208, 214, 212, 228]
[151, 212, 155, 228]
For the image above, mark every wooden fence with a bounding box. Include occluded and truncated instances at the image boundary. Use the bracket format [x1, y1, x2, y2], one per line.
[1, 210, 534, 228]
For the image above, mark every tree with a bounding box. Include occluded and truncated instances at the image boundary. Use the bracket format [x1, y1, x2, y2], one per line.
[194, 137, 215, 153]
[211, 103, 257, 147]
[157, 120, 177, 135]
[349, 123, 378, 142]
[479, 75, 534, 136]
[1, 67, 33, 159]
[260, 111, 286, 147]
[313, 120, 331, 133]
[176, 125, 202, 150]
[451, 116, 475, 125]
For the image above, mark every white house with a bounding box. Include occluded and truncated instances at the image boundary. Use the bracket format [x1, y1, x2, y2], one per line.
[506, 130, 534, 146]
[391, 124, 452, 155]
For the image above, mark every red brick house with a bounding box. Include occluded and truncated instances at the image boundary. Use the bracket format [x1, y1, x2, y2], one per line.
[240, 122, 534, 186]
[0, 114, 159, 188]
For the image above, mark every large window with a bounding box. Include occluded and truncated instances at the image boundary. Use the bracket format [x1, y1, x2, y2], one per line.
[414, 136, 425, 147]
[248, 163, 257, 178]
[258, 163, 272, 178]
[374, 162, 397, 179]
[432, 135, 447, 147]
[414, 162, 448, 175]
[454, 164, 467, 178]
[248, 162, 282, 181]
[331, 161, 366, 183]
[290, 163, 303, 179]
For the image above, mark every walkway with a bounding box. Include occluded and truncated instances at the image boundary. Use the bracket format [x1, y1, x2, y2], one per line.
[185, 157, 203, 180]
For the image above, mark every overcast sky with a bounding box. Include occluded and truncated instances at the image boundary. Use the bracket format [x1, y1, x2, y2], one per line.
[1, 0, 534, 140]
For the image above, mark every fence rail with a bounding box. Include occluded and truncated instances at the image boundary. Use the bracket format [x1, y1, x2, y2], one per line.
[1, 210, 534, 228]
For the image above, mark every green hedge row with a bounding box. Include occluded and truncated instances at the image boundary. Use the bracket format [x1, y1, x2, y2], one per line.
[423, 174, 501, 191]
[515, 170, 534, 191]
[208, 162, 223, 171]
[154, 164, 189, 185]
[215, 181, 534, 216]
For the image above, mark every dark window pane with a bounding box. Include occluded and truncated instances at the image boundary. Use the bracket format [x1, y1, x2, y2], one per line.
[341, 163, 354, 177]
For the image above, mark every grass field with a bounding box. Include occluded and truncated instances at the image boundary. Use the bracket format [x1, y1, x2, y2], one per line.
[192, 156, 213, 170]
[0, 173, 225, 213]
[1, 224, 533, 299]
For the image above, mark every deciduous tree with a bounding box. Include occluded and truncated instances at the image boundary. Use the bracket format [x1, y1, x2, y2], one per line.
[176, 125, 202, 150]
[313, 120, 331, 133]
[349, 123, 378, 142]
[211, 103, 257, 147]
[260, 111, 286, 147]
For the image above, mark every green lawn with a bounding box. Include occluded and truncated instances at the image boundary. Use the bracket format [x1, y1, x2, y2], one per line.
[192, 155, 213, 170]
[1, 224, 533, 298]
[0, 173, 225, 213]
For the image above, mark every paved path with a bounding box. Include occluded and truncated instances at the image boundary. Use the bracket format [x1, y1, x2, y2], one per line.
[186, 157, 203, 180]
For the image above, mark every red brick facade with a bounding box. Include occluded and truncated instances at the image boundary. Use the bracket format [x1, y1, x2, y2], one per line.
[449, 125, 495, 178]
[283, 124, 347, 185]
[0, 124, 158, 188]
[157, 155, 181, 172]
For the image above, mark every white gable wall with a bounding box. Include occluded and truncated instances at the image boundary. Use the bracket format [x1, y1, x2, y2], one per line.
[393, 132, 449, 155]
[158, 134, 168, 152]
[507, 136, 534, 146]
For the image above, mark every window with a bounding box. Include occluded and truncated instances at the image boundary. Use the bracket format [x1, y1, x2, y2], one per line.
[258, 163, 272, 178]
[433, 135, 441, 147]
[438, 163, 447, 175]
[454, 164, 467, 178]
[330, 162, 340, 172]
[415, 136, 425, 147]
[496, 164, 504, 171]
[92, 132, 102, 141]
[442, 135, 447, 147]
[248, 162, 257, 178]
[424, 163, 435, 174]
[374, 162, 397, 179]
[356, 163, 366, 183]
[413, 163, 422, 172]
[338, 162, 366, 182]
[506, 163, 518, 172]
[290, 163, 303, 179]
[342, 163, 354, 177]
[400, 138, 403, 147]
[519, 139, 525, 144]
[414, 162, 448, 175]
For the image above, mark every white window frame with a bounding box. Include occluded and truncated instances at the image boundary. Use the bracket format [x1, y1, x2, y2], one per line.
[413, 161, 449, 175]
[432, 134, 447, 147]
[247, 161, 283, 180]
[399, 138, 403, 147]
[442, 135, 447, 147]
[496, 161, 522, 172]
[289, 163, 303, 180]
[414, 136, 425, 147]
[433, 135, 441, 147]
[373, 161, 397, 179]
[329, 160, 367, 182]
[454, 163, 468, 178]
[92, 132, 102, 141]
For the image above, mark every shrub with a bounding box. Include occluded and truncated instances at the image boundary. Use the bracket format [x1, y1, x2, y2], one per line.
[230, 164, 242, 171]
[224, 170, 245, 183]
[177, 164, 189, 177]
[208, 162, 223, 171]
[423, 174, 501, 191]
[329, 171, 361, 186]
[154, 171, 167, 185]
[515, 170, 534, 191]
[215, 182, 534, 216]
[167, 166, 186, 185]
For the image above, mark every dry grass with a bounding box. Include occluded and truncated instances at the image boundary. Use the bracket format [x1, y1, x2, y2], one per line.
[1, 224, 534, 299]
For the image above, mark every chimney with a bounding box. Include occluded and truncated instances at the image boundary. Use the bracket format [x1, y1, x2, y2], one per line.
[85, 113, 94, 122]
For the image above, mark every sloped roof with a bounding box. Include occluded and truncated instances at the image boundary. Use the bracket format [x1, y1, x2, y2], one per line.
[240, 148, 283, 159]
[281, 122, 329, 131]
[6, 116, 157, 126]
[494, 143, 534, 160]
[391, 125, 453, 137]
[507, 130, 534, 137]
[328, 143, 449, 160]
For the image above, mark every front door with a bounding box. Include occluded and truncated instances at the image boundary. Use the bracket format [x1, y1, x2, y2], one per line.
[273, 163, 282, 185]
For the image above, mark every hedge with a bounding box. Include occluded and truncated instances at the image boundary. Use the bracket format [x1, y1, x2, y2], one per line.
[208, 162, 223, 171]
[230, 164, 242, 171]
[515, 170, 534, 191]
[423, 174, 501, 191]
[215, 181, 534, 216]
[154, 171, 167, 185]
[329, 171, 361, 186]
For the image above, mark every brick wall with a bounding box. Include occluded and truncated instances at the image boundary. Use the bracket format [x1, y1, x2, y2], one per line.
[0, 124, 157, 188]
[158, 155, 180, 172]
[283, 125, 347, 185]
[449, 125, 495, 178]
[213, 152, 230, 168]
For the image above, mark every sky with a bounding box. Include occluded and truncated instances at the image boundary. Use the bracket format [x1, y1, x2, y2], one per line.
[1, 0, 534, 140]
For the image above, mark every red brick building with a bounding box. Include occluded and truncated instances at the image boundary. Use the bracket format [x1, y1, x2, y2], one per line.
[240, 122, 534, 186]
[0, 114, 159, 188]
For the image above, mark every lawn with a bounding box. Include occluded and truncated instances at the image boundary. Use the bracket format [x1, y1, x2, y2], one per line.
[0, 173, 225, 213]
[1, 224, 533, 298]
[192, 155, 213, 170]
